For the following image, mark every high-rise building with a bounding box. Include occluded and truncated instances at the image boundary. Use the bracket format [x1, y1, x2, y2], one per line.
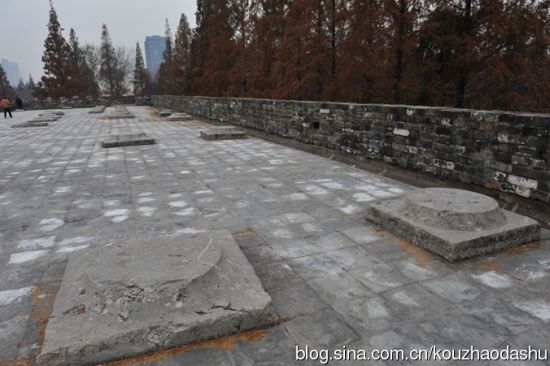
[1, 59, 21, 86]
[144, 36, 167, 78]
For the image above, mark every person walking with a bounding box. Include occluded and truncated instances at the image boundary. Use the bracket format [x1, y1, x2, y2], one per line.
[2, 96, 13, 118]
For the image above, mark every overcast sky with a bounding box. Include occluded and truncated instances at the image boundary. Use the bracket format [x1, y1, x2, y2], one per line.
[0, 0, 196, 82]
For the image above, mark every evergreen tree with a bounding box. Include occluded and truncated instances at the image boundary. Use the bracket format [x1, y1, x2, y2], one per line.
[68, 28, 86, 97]
[163, 19, 173, 62]
[178, 0, 549, 111]
[99, 24, 126, 97]
[246, 0, 289, 97]
[381, 0, 425, 104]
[17, 78, 26, 90]
[158, 19, 174, 93]
[35, 81, 47, 101]
[172, 13, 193, 94]
[226, 0, 252, 96]
[0, 65, 14, 97]
[69, 28, 99, 97]
[28, 74, 36, 91]
[273, 0, 330, 100]
[133, 42, 150, 97]
[197, 0, 237, 96]
[41, 0, 74, 99]
[82, 44, 101, 82]
[188, 0, 213, 95]
[337, 0, 386, 103]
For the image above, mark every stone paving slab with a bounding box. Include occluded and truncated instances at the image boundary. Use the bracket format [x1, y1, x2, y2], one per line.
[101, 133, 157, 148]
[37, 230, 275, 366]
[201, 126, 247, 141]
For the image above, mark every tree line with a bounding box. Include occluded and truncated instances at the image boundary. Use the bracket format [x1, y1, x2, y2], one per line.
[156, 0, 548, 112]
[37, 0, 549, 112]
[38, 1, 133, 100]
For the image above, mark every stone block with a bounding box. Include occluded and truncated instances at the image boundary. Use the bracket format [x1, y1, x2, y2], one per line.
[12, 121, 49, 128]
[167, 113, 192, 121]
[159, 109, 173, 117]
[107, 112, 135, 119]
[366, 188, 540, 262]
[31, 116, 59, 122]
[89, 106, 106, 114]
[393, 128, 410, 137]
[106, 106, 134, 119]
[38, 111, 64, 116]
[200, 126, 247, 141]
[101, 133, 156, 148]
[37, 230, 275, 366]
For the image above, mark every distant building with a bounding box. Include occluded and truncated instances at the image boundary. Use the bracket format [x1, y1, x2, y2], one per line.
[144, 36, 167, 79]
[1, 59, 21, 86]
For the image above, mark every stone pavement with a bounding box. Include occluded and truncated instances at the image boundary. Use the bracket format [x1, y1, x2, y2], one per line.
[0, 107, 549, 366]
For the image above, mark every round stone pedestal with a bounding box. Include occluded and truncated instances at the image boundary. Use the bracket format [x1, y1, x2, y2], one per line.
[402, 188, 506, 231]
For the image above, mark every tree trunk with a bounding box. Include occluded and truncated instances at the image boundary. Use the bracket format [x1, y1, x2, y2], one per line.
[456, 0, 472, 108]
[393, 0, 406, 104]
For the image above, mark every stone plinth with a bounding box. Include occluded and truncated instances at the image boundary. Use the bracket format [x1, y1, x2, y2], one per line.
[159, 109, 173, 117]
[31, 116, 59, 122]
[102, 133, 156, 148]
[106, 106, 135, 119]
[366, 188, 540, 261]
[107, 112, 135, 119]
[38, 111, 63, 118]
[89, 106, 106, 114]
[200, 126, 247, 141]
[12, 121, 49, 128]
[37, 230, 275, 366]
[167, 113, 192, 121]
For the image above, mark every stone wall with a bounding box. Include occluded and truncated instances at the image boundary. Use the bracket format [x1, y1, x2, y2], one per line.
[21, 96, 144, 110]
[152, 95, 550, 204]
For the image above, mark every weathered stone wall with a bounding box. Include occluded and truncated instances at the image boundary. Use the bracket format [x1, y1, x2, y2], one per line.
[152, 95, 550, 204]
[20, 96, 146, 110]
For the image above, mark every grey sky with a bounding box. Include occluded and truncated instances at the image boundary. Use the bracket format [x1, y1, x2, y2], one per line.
[0, 0, 196, 82]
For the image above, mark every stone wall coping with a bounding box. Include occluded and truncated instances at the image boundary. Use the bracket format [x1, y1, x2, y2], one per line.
[155, 95, 550, 119]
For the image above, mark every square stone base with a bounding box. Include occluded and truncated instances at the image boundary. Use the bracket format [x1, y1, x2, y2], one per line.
[167, 113, 192, 121]
[159, 109, 173, 117]
[366, 197, 540, 262]
[32, 116, 59, 122]
[201, 127, 247, 141]
[106, 113, 135, 119]
[102, 133, 156, 148]
[89, 106, 106, 114]
[37, 230, 275, 366]
[12, 121, 49, 128]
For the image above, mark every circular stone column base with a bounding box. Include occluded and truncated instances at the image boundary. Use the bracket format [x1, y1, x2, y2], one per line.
[366, 188, 540, 261]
